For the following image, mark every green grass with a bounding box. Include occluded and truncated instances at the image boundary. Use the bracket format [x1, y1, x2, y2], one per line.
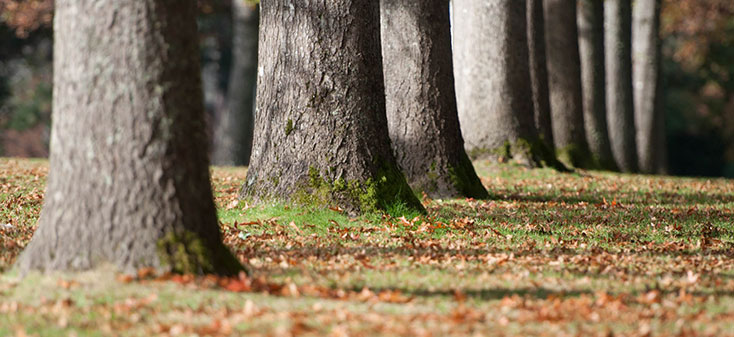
[2, 157, 734, 336]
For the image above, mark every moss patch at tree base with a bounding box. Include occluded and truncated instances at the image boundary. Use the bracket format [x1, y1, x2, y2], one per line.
[555, 144, 598, 170]
[292, 163, 425, 215]
[469, 138, 568, 172]
[156, 230, 246, 276]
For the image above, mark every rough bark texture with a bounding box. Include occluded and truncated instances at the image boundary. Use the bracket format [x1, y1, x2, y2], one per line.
[605, 0, 638, 172]
[453, 0, 553, 167]
[241, 1, 423, 215]
[543, 0, 593, 168]
[527, 0, 554, 151]
[380, 0, 487, 199]
[633, 0, 666, 174]
[213, 2, 259, 166]
[577, 0, 617, 170]
[17, 0, 243, 275]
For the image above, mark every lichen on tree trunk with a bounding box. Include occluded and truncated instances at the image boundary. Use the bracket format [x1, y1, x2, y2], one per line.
[380, 0, 487, 199]
[16, 0, 244, 276]
[241, 1, 423, 215]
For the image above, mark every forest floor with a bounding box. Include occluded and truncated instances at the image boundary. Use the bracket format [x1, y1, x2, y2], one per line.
[1, 157, 734, 336]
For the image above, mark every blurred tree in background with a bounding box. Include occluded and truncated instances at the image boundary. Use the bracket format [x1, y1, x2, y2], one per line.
[0, 0, 233, 158]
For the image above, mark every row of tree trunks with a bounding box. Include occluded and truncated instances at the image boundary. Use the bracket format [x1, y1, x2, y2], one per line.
[18, 0, 670, 275]
[453, 0, 559, 168]
[380, 0, 487, 198]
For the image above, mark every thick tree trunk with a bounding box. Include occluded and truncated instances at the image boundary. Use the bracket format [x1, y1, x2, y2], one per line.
[577, 0, 616, 170]
[453, 0, 553, 167]
[543, 0, 593, 168]
[380, 0, 487, 199]
[527, 0, 554, 151]
[17, 0, 243, 275]
[213, 2, 259, 166]
[241, 1, 422, 215]
[605, 0, 638, 172]
[633, 0, 666, 174]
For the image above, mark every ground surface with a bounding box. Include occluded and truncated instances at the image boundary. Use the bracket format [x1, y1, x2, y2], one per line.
[1, 157, 734, 336]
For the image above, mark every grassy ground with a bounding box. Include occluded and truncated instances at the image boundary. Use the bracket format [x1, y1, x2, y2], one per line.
[1, 157, 734, 336]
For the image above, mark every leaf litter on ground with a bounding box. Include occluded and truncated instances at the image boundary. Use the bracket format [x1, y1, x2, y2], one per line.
[2, 158, 734, 336]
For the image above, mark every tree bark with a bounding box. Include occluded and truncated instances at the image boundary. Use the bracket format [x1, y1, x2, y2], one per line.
[380, 0, 487, 199]
[543, 0, 593, 168]
[577, 0, 616, 170]
[241, 1, 423, 215]
[17, 0, 243, 275]
[453, 0, 553, 167]
[633, 0, 666, 174]
[605, 0, 638, 172]
[526, 0, 554, 151]
[213, 2, 259, 166]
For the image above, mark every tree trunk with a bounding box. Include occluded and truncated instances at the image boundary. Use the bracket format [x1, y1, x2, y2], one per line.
[17, 0, 243, 275]
[543, 0, 593, 168]
[380, 0, 487, 199]
[453, 0, 553, 167]
[577, 0, 617, 170]
[605, 0, 638, 172]
[241, 1, 423, 215]
[526, 0, 554, 151]
[633, 0, 666, 174]
[212, 2, 259, 166]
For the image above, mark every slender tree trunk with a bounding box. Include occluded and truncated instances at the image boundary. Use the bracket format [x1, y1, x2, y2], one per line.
[380, 0, 487, 199]
[543, 0, 593, 168]
[213, 2, 259, 166]
[605, 0, 638, 172]
[453, 0, 554, 167]
[17, 0, 243, 275]
[242, 1, 423, 215]
[633, 0, 666, 174]
[527, 0, 554, 151]
[577, 0, 617, 170]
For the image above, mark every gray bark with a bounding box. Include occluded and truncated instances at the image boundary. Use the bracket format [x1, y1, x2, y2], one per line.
[633, 0, 666, 174]
[605, 0, 638, 172]
[380, 0, 487, 199]
[527, 0, 554, 151]
[577, 0, 616, 170]
[213, 2, 259, 166]
[543, 0, 592, 168]
[241, 1, 423, 215]
[17, 0, 243, 275]
[453, 0, 551, 167]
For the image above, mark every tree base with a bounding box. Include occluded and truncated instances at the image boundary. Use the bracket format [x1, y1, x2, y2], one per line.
[17, 228, 246, 277]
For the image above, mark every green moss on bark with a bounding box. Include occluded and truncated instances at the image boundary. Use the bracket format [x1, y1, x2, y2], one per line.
[156, 231, 245, 276]
[294, 162, 425, 215]
[468, 138, 568, 171]
[448, 152, 490, 198]
[555, 144, 597, 169]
